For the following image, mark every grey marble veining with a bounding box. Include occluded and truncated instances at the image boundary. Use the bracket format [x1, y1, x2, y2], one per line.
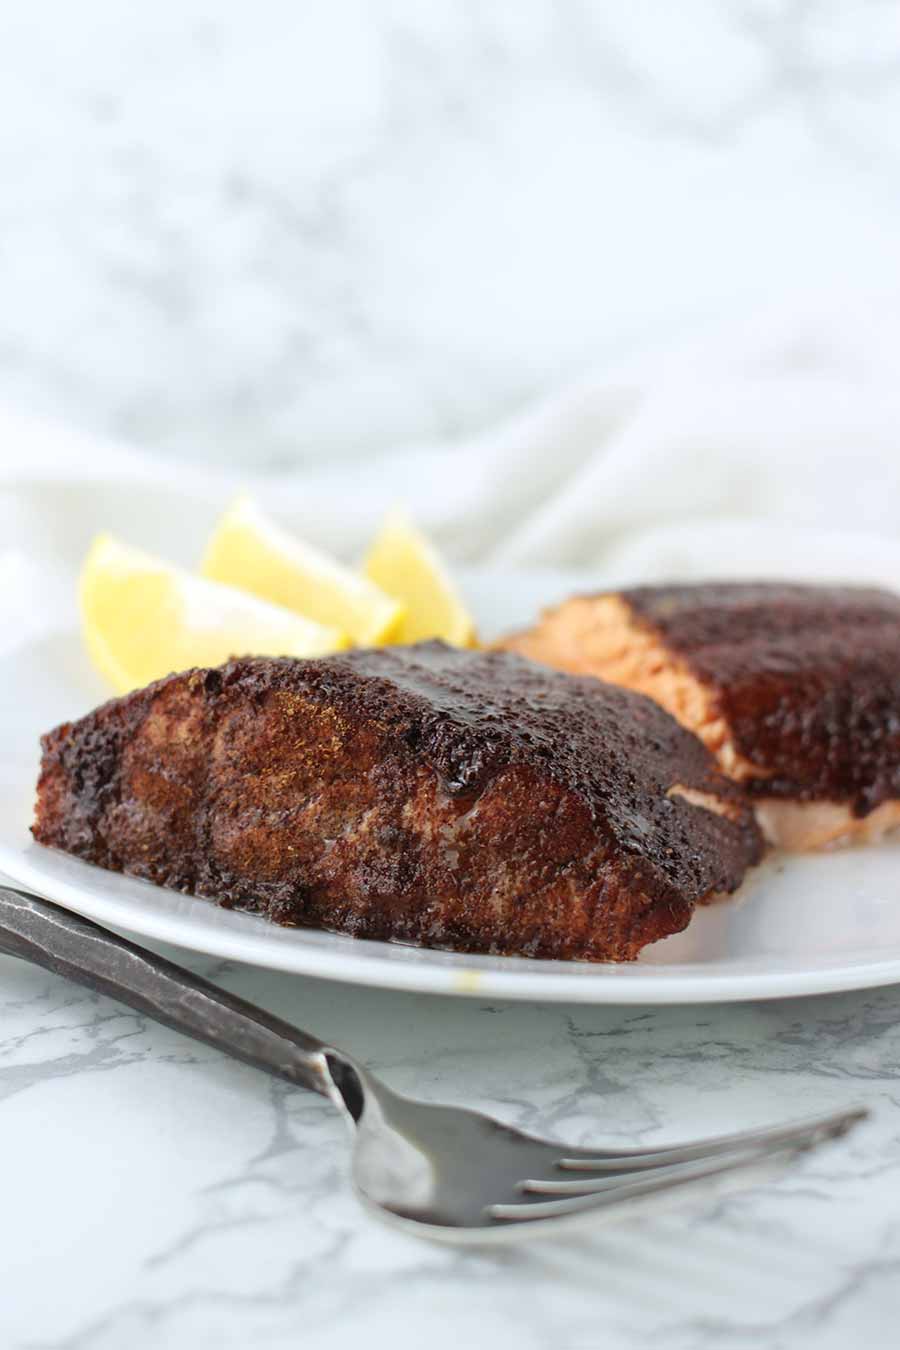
[1, 1, 899, 469]
[2, 939, 900, 1349]
[3, 3, 900, 1344]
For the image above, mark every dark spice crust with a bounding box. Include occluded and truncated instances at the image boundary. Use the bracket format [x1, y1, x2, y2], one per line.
[622, 582, 900, 815]
[33, 643, 761, 962]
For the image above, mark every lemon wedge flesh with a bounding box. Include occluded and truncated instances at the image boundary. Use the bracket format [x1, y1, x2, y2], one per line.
[202, 496, 404, 646]
[363, 510, 476, 647]
[80, 533, 348, 694]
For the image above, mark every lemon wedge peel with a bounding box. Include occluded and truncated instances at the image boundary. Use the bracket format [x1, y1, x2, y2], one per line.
[80, 532, 348, 694]
[362, 509, 477, 648]
[201, 496, 405, 647]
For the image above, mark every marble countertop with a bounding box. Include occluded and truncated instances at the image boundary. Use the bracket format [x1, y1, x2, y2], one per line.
[2, 939, 899, 1350]
[1, 2, 900, 470]
[3, 3, 900, 1344]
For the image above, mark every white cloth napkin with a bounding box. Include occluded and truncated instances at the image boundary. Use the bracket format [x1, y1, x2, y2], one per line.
[3, 293, 900, 654]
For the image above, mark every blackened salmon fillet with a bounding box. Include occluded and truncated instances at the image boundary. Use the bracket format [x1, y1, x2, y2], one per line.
[32, 642, 761, 962]
[501, 583, 900, 851]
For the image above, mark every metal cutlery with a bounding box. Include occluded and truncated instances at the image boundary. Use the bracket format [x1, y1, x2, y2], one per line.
[0, 885, 866, 1240]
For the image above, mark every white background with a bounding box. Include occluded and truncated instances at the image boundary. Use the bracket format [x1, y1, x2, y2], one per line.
[1, 0, 898, 469]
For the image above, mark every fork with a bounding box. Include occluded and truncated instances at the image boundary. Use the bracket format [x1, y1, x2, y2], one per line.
[0, 885, 866, 1239]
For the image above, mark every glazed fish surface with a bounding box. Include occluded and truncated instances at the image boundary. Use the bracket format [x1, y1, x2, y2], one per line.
[501, 582, 900, 850]
[33, 642, 761, 962]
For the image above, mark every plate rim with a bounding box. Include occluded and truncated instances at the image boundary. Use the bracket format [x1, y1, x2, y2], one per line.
[5, 842, 900, 1004]
[5, 613, 900, 1005]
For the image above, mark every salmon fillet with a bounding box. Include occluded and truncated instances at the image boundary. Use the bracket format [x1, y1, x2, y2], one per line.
[501, 583, 900, 851]
[32, 642, 761, 962]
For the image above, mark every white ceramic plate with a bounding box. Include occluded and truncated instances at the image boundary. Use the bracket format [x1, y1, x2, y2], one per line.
[3, 569, 900, 1004]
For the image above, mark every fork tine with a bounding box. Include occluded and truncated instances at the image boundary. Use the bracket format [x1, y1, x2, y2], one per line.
[488, 1134, 833, 1223]
[555, 1105, 866, 1173]
[522, 1147, 800, 1196]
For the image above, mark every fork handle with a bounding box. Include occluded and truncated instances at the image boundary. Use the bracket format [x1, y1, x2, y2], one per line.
[0, 886, 336, 1100]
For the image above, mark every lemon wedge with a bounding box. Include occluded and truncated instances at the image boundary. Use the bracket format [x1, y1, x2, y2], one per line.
[80, 533, 348, 693]
[201, 496, 404, 646]
[362, 509, 476, 647]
